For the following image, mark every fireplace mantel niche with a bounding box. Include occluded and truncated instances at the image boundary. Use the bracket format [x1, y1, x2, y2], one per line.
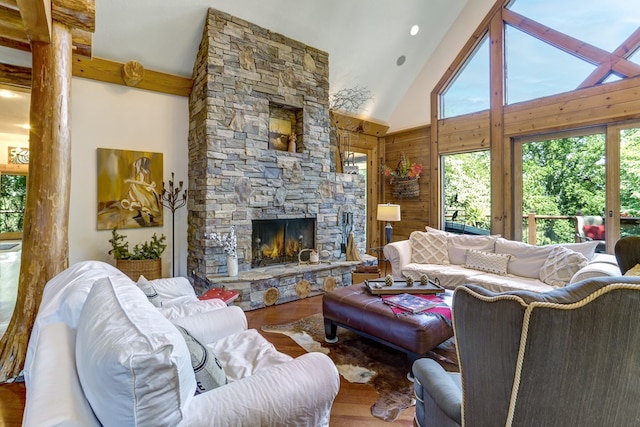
[187, 8, 366, 308]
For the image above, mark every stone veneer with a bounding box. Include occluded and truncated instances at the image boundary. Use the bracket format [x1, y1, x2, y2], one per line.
[187, 8, 366, 306]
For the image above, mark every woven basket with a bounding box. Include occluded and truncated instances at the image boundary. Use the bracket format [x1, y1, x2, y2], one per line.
[116, 259, 162, 281]
[392, 177, 420, 199]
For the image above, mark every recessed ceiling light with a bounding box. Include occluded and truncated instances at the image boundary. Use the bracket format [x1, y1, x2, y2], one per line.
[0, 89, 16, 98]
[396, 55, 406, 66]
[410, 25, 419, 36]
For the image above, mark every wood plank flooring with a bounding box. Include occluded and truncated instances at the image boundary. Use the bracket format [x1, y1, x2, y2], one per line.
[0, 277, 415, 425]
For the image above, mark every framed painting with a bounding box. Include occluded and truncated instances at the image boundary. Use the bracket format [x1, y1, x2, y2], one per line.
[269, 117, 292, 151]
[97, 148, 163, 229]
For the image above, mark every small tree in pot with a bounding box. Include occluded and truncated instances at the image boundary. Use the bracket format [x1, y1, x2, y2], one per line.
[109, 228, 167, 280]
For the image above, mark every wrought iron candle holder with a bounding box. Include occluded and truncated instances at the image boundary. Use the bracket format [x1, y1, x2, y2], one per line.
[161, 172, 187, 277]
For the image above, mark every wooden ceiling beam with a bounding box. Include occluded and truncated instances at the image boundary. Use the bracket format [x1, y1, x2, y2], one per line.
[15, 0, 52, 43]
[0, 62, 31, 88]
[0, 5, 29, 43]
[52, 0, 95, 33]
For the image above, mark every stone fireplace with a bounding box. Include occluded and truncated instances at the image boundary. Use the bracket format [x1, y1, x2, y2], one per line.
[187, 8, 366, 308]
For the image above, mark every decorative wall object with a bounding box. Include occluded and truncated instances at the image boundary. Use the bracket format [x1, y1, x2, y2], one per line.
[97, 148, 163, 229]
[8, 147, 29, 164]
[381, 152, 422, 199]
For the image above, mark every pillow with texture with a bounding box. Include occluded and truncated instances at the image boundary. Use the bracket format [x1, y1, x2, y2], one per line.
[447, 235, 497, 265]
[424, 226, 448, 234]
[465, 249, 511, 275]
[495, 238, 553, 278]
[624, 263, 640, 276]
[539, 246, 588, 287]
[410, 231, 449, 265]
[137, 275, 162, 307]
[175, 325, 227, 394]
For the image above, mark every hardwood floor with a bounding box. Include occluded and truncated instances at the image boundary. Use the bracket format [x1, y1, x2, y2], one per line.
[0, 285, 415, 425]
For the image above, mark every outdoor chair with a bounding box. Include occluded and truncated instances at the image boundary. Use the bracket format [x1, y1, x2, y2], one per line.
[412, 275, 640, 427]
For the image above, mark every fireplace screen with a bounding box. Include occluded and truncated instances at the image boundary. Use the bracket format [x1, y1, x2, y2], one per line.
[252, 218, 315, 267]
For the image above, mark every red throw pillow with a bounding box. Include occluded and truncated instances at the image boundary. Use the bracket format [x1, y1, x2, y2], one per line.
[583, 225, 605, 240]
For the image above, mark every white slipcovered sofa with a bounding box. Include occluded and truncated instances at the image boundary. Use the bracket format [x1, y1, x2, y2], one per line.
[23, 260, 340, 426]
[384, 228, 621, 293]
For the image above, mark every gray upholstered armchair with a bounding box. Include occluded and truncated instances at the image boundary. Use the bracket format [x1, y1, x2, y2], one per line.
[412, 276, 640, 427]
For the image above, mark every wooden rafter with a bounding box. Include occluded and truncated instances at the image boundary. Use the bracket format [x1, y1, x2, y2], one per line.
[503, 9, 640, 81]
[0, 62, 31, 87]
[579, 27, 640, 88]
[15, 0, 52, 44]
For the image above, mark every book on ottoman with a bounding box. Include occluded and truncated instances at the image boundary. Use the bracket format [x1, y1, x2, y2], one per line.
[382, 293, 441, 314]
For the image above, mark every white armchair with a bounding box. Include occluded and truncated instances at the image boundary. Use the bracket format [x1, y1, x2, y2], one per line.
[23, 261, 340, 427]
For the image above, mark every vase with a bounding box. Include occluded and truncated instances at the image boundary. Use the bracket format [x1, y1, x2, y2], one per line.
[227, 255, 238, 277]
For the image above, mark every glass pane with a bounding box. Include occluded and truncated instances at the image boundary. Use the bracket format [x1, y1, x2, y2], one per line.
[505, 25, 596, 104]
[442, 151, 491, 234]
[521, 133, 605, 249]
[509, 0, 637, 53]
[442, 36, 490, 118]
[620, 128, 640, 238]
[0, 174, 27, 233]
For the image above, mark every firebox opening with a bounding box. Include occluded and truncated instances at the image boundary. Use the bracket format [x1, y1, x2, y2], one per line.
[252, 218, 315, 267]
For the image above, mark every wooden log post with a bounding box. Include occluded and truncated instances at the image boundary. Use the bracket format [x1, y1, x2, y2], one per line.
[0, 20, 72, 381]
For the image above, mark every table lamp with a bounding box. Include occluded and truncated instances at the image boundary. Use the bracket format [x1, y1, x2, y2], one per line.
[377, 203, 401, 244]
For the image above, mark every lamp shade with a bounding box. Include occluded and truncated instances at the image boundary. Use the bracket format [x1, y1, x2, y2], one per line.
[377, 204, 401, 222]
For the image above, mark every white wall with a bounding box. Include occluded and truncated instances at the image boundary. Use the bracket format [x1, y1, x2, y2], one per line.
[70, 78, 189, 277]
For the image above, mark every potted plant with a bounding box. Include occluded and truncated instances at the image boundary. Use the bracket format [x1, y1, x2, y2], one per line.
[109, 227, 167, 280]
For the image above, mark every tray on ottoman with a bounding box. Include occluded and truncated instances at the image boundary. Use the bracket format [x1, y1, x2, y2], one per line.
[364, 278, 445, 295]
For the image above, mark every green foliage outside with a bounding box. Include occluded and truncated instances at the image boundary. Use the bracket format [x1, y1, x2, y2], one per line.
[0, 174, 27, 233]
[444, 127, 640, 245]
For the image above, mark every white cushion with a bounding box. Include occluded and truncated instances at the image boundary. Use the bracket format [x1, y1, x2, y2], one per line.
[559, 241, 599, 261]
[424, 226, 448, 234]
[495, 238, 553, 279]
[465, 249, 511, 275]
[447, 235, 496, 265]
[410, 231, 449, 265]
[159, 298, 227, 320]
[151, 276, 198, 300]
[539, 246, 589, 288]
[624, 263, 640, 276]
[76, 276, 196, 426]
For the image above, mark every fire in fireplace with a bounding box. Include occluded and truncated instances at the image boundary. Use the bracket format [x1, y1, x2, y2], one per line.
[252, 218, 315, 267]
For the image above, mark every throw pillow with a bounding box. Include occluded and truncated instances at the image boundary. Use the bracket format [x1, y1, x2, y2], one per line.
[136, 275, 162, 307]
[447, 235, 497, 265]
[76, 276, 196, 426]
[464, 249, 511, 275]
[410, 231, 449, 265]
[539, 246, 589, 288]
[624, 263, 640, 276]
[175, 325, 227, 394]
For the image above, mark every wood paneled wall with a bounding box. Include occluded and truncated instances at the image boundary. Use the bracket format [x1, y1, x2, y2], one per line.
[380, 127, 430, 243]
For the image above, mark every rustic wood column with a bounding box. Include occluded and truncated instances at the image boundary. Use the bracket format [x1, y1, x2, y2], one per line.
[0, 20, 72, 381]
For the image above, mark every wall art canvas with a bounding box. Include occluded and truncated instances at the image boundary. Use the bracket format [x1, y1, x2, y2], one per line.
[8, 147, 29, 164]
[97, 148, 163, 229]
[269, 117, 292, 151]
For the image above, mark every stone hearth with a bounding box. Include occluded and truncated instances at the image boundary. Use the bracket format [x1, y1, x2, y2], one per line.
[187, 8, 366, 307]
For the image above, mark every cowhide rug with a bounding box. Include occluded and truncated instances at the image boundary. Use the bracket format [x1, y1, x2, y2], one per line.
[261, 313, 458, 422]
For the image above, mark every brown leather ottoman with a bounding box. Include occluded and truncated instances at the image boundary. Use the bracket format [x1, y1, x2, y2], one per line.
[322, 283, 453, 362]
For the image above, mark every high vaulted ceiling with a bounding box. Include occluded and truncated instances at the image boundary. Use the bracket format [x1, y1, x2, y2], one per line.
[0, 0, 496, 139]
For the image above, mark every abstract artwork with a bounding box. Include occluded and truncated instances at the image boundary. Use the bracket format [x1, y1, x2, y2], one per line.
[97, 148, 163, 229]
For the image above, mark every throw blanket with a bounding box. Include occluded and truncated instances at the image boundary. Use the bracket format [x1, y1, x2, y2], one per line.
[381, 294, 452, 321]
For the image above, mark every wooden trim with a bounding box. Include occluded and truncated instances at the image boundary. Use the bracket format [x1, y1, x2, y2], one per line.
[0, 164, 29, 174]
[331, 111, 389, 137]
[0, 4, 29, 43]
[580, 27, 640, 88]
[72, 56, 193, 97]
[489, 11, 506, 236]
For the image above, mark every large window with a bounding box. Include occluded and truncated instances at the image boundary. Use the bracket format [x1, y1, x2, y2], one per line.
[516, 130, 605, 247]
[0, 170, 27, 236]
[619, 127, 640, 238]
[442, 151, 491, 234]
